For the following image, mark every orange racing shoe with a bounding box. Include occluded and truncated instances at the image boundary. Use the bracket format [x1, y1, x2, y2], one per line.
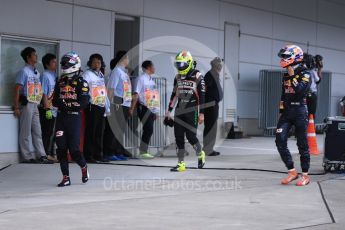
[281, 169, 298, 185]
[296, 173, 310, 186]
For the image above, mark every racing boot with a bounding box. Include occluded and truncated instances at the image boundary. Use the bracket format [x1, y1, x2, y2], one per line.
[198, 151, 206, 169]
[296, 173, 310, 186]
[170, 161, 186, 172]
[281, 168, 298, 185]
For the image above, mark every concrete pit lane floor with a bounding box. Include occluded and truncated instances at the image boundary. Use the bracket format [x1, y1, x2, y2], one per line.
[0, 136, 344, 230]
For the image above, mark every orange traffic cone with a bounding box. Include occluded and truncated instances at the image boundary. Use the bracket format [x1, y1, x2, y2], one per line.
[307, 114, 320, 155]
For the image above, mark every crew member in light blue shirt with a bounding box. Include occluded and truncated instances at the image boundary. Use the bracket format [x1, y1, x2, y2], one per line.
[130, 60, 159, 159]
[13, 47, 52, 164]
[82, 53, 108, 163]
[39, 53, 58, 161]
[106, 50, 132, 160]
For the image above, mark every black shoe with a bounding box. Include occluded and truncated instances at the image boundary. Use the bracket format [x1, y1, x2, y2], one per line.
[38, 156, 54, 164]
[81, 166, 89, 183]
[22, 158, 37, 164]
[57, 176, 71, 187]
[208, 151, 220, 156]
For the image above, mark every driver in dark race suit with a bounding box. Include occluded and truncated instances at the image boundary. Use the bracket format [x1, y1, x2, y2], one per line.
[166, 50, 206, 172]
[53, 52, 90, 187]
[276, 45, 311, 186]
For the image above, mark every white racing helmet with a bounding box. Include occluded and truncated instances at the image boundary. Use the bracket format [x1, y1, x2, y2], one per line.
[60, 51, 81, 75]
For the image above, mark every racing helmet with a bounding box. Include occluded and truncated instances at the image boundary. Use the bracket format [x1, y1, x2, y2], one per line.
[278, 45, 304, 68]
[60, 51, 81, 75]
[174, 50, 194, 75]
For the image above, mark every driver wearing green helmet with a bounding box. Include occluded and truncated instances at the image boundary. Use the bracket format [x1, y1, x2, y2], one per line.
[165, 50, 206, 172]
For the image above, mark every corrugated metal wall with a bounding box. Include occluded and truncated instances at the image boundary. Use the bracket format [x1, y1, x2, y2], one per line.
[259, 70, 331, 136]
[315, 72, 332, 124]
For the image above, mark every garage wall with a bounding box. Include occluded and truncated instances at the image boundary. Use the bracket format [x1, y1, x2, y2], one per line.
[219, 0, 345, 135]
[0, 0, 344, 160]
[0, 0, 114, 162]
[34, 0, 345, 123]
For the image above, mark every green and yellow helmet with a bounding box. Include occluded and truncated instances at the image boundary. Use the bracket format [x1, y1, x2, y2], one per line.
[174, 50, 194, 75]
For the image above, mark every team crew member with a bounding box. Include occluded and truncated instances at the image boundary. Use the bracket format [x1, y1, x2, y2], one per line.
[306, 55, 323, 119]
[107, 51, 132, 160]
[39, 53, 58, 162]
[166, 51, 206, 172]
[102, 58, 120, 160]
[14, 47, 52, 164]
[53, 52, 90, 187]
[203, 57, 224, 156]
[83, 54, 108, 163]
[130, 60, 159, 159]
[276, 45, 311, 186]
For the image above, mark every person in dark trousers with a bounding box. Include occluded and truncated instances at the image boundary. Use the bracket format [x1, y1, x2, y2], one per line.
[82, 54, 108, 163]
[106, 51, 132, 161]
[305, 54, 323, 120]
[103, 117, 119, 159]
[340, 96, 345, 116]
[53, 52, 90, 187]
[129, 60, 159, 159]
[103, 58, 120, 160]
[14, 47, 52, 164]
[166, 50, 206, 172]
[276, 45, 311, 186]
[39, 53, 58, 162]
[203, 57, 223, 156]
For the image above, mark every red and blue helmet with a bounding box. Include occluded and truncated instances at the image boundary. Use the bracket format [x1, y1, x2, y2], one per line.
[278, 45, 304, 68]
